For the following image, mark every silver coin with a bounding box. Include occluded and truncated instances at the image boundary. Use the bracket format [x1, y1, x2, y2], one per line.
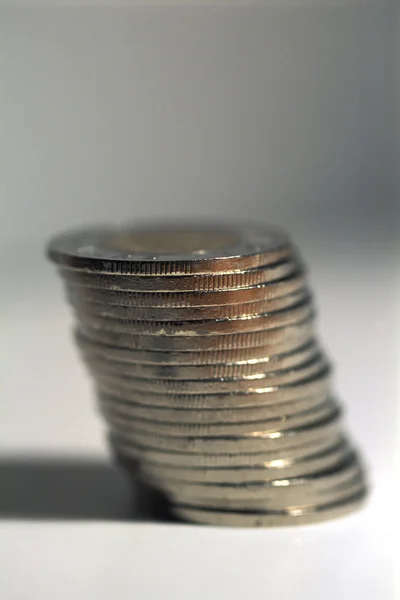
[81, 339, 319, 380]
[78, 316, 315, 351]
[172, 489, 367, 526]
[91, 356, 328, 397]
[98, 390, 329, 424]
[102, 398, 336, 438]
[74, 298, 314, 337]
[47, 222, 293, 275]
[97, 369, 331, 409]
[75, 329, 314, 366]
[68, 288, 309, 321]
[109, 408, 341, 453]
[111, 431, 345, 468]
[66, 271, 306, 307]
[147, 456, 363, 502]
[137, 439, 352, 484]
[61, 259, 299, 293]
[150, 473, 366, 511]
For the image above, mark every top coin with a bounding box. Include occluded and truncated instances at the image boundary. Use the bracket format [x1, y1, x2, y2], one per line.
[47, 221, 292, 275]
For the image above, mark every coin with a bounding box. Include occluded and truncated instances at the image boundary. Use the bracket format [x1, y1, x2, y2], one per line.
[111, 431, 345, 468]
[172, 490, 367, 526]
[98, 390, 329, 424]
[102, 398, 336, 437]
[81, 339, 319, 379]
[48, 221, 368, 527]
[66, 271, 306, 307]
[92, 355, 328, 395]
[78, 316, 315, 351]
[97, 369, 331, 408]
[61, 259, 299, 293]
[47, 222, 292, 274]
[110, 408, 341, 453]
[75, 329, 314, 366]
[148, 455, 362, 502]
[68, 288, 309, 321]
[150, 474, 366, 511]
[137, 439, 352, 484]
[74, 298, 314, 337]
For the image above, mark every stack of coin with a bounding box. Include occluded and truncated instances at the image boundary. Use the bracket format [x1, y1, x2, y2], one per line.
[47, 222, 367, 526]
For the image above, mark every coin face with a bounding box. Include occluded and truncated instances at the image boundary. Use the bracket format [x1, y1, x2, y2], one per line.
[47, 222, 291, 274]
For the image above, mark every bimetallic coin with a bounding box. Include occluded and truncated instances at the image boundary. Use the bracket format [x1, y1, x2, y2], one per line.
[92, 356, 328, 395]
[97, 369, 331, 409]
[109, 408, 341, 453]
[146, 455, 362, 503]
[98, 391, 330, 424]
[149, 474, 366, 512]
[102, 398, 336, 437]
[66, 271, 306, 308]
[47, 221, 368, 527]
[61, 259, 298, 293]
[74, 298, 313, 336]
[47, 222, 293, 274]
[172, 490, 367, 526]
[81, 339, 319, 379]
[78, 316, 315, 351]
[75, 329, 314, 366]
[136, 439, 352, 484]
[68, 288, 309, 321]
[110, 431, 345, 468]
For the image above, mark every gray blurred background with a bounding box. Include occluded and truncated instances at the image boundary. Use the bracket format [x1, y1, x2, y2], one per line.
[1, 3, 399, 511]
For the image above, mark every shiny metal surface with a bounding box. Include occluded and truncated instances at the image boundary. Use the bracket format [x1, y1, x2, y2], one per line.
[48, 221, 368, 527]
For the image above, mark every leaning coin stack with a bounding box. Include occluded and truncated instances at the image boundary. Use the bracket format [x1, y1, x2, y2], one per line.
[47, 222, 367, 526]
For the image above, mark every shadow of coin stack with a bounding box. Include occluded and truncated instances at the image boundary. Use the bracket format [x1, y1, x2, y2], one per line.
[48, 223, 367, 526]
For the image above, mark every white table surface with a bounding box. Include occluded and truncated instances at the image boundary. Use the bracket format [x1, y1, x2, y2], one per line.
[0, 240, 398, 600]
